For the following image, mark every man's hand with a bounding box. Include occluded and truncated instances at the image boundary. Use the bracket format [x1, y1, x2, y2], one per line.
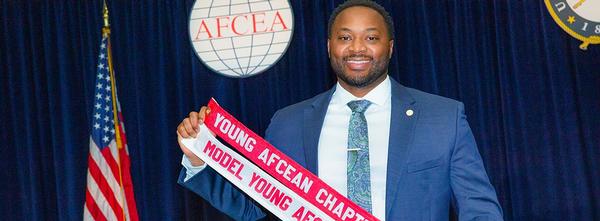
[177, 106, 210, 166]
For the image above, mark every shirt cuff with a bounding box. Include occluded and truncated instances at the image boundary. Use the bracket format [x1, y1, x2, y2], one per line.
[181, 155, 207, 182]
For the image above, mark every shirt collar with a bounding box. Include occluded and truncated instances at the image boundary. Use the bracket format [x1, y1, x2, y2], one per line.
[330, 75, 391, 107]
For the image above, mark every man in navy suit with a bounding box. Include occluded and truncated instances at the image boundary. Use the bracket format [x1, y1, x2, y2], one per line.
[176, 0, 503, 220]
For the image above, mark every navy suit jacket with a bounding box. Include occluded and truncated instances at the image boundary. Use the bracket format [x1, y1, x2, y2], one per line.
[179, 78, 503, 221]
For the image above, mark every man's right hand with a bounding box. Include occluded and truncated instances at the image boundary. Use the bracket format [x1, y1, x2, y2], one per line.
[177, 106, 210, 167]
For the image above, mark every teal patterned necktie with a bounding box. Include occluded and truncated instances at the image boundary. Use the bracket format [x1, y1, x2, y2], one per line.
[347, 100, 372, 213]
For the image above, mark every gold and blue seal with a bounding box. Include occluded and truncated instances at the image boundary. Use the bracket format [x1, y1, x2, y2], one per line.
[545, 0, 600, 50]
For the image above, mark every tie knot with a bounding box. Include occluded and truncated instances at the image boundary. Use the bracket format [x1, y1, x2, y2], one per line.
[347, 100, 372, 113]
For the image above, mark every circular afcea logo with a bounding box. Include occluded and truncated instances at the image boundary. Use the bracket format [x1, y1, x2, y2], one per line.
[545, 0, 600, 50]
[189, 0, 294, 78]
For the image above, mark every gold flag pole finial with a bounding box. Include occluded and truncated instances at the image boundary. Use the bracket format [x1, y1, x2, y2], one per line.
[102, 1, 110, 35]
[103, 1, 109, 27]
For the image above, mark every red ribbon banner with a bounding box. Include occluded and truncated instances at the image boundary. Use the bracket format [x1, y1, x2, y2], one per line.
[204, 98, 379, 221]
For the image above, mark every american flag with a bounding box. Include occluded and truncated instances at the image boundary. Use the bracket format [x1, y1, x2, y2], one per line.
[84, 32, 139, 221]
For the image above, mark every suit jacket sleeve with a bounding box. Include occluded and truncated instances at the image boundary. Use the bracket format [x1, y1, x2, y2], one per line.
[451, 103, 504, 221]
[177, 166, 266, 221]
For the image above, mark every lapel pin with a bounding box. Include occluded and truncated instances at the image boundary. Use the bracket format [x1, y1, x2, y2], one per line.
[406, 109, 414, 117]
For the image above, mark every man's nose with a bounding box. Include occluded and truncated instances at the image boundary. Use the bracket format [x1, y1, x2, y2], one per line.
[349, 39, 367, 53]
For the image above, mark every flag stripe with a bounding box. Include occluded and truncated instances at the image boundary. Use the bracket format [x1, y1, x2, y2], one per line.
[116, 104, 135, 221]
[85, 188, 108, 221]
[100, 140, 124, 185]
[122, 193, 131, 221]
[90, 139, 123, 197]
[119, 145, 140, 221]
[83, 204, 95, 221]
[87, 171, 119, 221]
[88, 154, 125, 220]
[107, 139, 121, 170]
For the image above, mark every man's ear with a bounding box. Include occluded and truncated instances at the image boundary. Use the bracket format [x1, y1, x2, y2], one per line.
[388, 39, 394, 58]
[327, 39, 331, 58]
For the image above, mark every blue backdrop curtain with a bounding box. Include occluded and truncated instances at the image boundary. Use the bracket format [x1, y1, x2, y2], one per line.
[1, 0, 598, 220]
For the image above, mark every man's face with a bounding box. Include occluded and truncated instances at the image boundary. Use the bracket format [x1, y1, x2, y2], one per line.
[328, 6, 394, 89]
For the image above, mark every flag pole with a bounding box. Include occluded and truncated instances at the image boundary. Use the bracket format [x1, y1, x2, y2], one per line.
[104, 1, 128, 220]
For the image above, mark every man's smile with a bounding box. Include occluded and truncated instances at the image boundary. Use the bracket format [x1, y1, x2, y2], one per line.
[344, 56, 373, 70]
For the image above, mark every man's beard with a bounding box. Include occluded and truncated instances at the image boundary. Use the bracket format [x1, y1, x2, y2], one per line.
[330, 54, 389, 88]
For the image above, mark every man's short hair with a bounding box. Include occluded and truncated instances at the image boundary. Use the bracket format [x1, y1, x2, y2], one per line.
[327, 0, 395, 40]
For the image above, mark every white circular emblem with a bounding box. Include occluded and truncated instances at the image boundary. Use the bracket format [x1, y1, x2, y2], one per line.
[189, 0, 294, 78]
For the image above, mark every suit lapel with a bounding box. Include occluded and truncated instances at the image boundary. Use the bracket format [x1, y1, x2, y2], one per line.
[303, 87, 335, 175]
[385, 81, 418, 217]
